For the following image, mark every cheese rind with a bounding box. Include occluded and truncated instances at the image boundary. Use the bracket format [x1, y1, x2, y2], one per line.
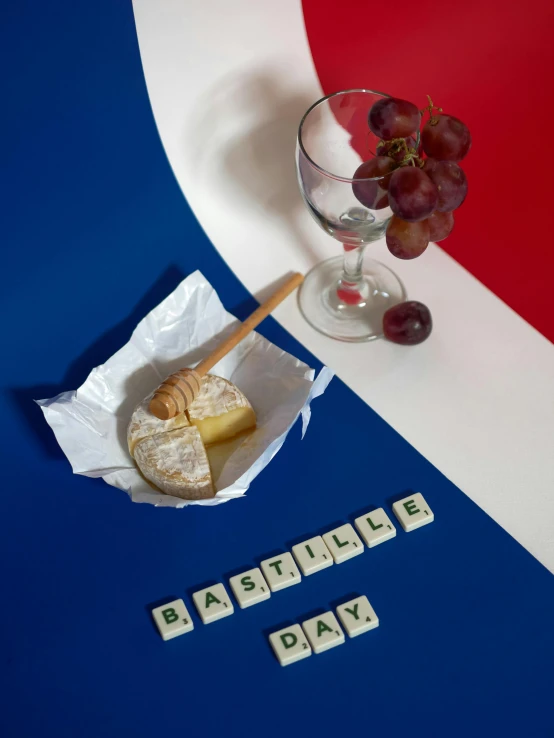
[127, 394, 190, 457]
[134, 427, 214, 500]
[187, 375, 252, 420]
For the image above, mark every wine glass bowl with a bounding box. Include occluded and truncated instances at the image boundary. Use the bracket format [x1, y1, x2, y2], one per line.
[296, 89, 414, 342]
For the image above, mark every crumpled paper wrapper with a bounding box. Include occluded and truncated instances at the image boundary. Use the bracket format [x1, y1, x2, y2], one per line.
[38, 271, 333, 507]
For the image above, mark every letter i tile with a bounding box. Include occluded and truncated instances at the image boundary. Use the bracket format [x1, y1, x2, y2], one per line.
[292, 536, 334, 576]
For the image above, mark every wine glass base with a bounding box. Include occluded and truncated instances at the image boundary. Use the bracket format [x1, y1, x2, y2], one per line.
[298, 255, 407, 342]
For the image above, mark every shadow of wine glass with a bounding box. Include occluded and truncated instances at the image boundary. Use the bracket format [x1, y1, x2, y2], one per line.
[187, 70, 324, 267]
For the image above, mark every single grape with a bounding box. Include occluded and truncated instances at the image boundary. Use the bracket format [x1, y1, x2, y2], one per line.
[383, 301, 432, 345]
[368, 98, 420, 139]
[376, 136, 417, 163]
[423, 159, 467, 212]
[427, 210, 454, 241]
[386, 216, 430, 259]
[422, 114, 471, 161]
[388, 166, 438, 222]
[352, 156, 396, 210]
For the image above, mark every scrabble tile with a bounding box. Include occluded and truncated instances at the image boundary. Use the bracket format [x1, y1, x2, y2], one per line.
[292, 536, 334, 576]
[302, 611, 345, 654]
[192, 583, 234, 624]
[322, 524, 364, 564]
[152, 599, 194, 641]
[392, 493, 434, 532]
[336, 595, 379, 638]
[269, 624, 312, 666]
[354, 508, 397, 548]
[229, 567, 271, 609]
[260, 552, 301, 592]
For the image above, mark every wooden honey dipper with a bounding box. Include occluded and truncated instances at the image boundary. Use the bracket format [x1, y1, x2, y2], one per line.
[149, 272, 304, 420]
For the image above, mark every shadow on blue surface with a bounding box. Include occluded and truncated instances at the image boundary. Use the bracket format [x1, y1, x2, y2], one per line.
[9, 264, 187, 459]
[328, 592, 364, 610]
[144, 595, 183, 636]
[346, 502, 380, 524]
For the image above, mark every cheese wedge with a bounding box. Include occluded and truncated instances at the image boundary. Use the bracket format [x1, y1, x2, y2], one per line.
[127, 393, 190, 457]
[134, 427, 214, 500]
[187, 375, 256, 445]
[206, 430, 254, 485]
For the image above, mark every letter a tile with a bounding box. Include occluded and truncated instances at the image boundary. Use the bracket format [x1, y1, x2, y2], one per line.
[192, 583, 234, 624]
[302, 612, 345, 654]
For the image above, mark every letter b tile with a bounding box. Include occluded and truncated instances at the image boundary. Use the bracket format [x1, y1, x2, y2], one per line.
[152, 599, 194, 641]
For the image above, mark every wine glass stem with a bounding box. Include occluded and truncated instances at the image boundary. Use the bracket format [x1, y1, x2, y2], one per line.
[341, 244, 366, 285]
[336, 243, 369, 300]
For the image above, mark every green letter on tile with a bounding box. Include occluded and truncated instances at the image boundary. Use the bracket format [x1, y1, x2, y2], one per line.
[241, 576, 255, 592]
[305, 545, 315, 559]
[367, 516, 383, 531]
[162, 608, 179, 625]
[269, 560, 283, 576]
[404, 499, 420, 516]
[205, 591, 221, 608]
[280, 632, 297, 649]
[316, 620, 333, 637]
[332, 534, 349, 548]
[344, 603, 360, 620]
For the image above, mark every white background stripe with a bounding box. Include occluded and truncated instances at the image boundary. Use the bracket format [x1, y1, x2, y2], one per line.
[133, 0, 554, 571]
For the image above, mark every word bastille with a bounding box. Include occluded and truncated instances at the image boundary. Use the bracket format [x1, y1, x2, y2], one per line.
[151, 493, 434, 665]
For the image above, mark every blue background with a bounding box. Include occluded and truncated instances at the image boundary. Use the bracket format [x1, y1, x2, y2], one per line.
[1, 3, 553, 737]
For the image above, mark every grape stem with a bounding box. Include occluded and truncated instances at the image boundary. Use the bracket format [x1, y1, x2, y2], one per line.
[376, 136, 423, 169]
[420, 94, 442, 126]
[379, 137, 417, 165]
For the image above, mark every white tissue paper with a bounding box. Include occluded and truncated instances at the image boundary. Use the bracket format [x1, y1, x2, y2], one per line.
[38, 271, 334, 507]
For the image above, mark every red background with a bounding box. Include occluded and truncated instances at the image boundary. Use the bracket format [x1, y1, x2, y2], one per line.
[302, 0, 554, 342]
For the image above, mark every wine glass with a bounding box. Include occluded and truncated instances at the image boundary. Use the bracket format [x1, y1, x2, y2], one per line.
[296, 89, 414, 342]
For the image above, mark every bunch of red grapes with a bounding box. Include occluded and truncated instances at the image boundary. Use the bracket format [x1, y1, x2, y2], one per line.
[353, 96, 471, 344]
